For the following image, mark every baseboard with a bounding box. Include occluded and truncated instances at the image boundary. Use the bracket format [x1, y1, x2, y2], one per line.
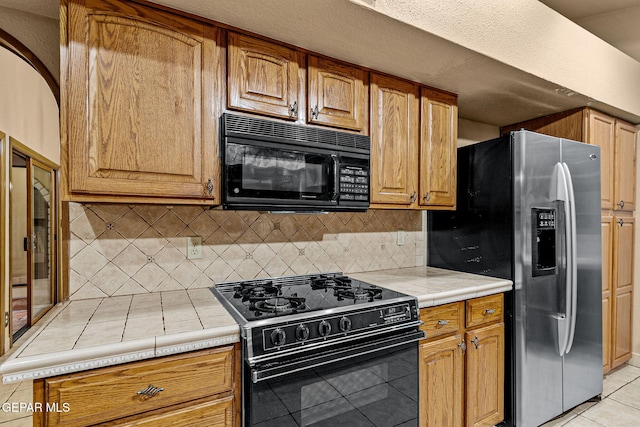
[629, 353, 640, 368]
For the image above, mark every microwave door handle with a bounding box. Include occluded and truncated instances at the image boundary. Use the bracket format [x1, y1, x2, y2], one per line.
[331, 155, 339, 202]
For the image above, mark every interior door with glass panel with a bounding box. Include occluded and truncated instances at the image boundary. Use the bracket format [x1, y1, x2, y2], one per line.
[10, 149, 56, 341]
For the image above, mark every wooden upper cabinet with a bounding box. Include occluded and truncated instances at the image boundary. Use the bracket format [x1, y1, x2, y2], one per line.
[307, 55, 367, 132]
[227, 32, 302, 120]
[369, 74, 419, 206]
[66, 0, 220, 202]
[614, 121, 637, 211]
[587, 110, 615, 210]
[420, 88, 457, 209]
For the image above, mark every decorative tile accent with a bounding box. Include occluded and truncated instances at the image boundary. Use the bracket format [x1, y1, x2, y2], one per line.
[68, 203, 424, 299]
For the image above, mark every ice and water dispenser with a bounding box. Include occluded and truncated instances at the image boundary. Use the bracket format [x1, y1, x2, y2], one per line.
[532, 208, 557, 276]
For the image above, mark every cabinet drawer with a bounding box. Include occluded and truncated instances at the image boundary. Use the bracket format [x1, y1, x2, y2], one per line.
[420, 302, 464, 340]
[44, 346, 235, 427]
[466, 294, 503, 328]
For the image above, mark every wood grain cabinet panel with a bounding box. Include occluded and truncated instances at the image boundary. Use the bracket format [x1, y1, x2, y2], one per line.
[614, 121, 637, 211]
[602, 216, 613, 373]
[465, 323, 505, 427]
[419, 295, 505, 427]
[419, 88, 457, 209]
[611, 216, 634, 368]
[35, 346, 238, 427]
[587, 111, 615, 210]
[227, 32, 302, 120]
[419, 334, 464, 427]
[370, 73, 419, 206]
[66, 0, 220, 201]
[307, 55, 367, 132]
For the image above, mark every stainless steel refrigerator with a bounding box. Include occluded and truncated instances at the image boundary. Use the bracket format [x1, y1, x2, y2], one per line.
[428, 130, 602, 427]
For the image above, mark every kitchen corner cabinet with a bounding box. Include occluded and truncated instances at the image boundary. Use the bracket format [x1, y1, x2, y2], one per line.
[611, 216, 634, 369]
[64, 0, 221, 203]
[33, 345, 240, 427]
[501, 108, 637, 212]
[419, 294, 504, 427]
[307, 55, 368, 132]
[370, 74, 457, 209]
[227, 32, 304, 121]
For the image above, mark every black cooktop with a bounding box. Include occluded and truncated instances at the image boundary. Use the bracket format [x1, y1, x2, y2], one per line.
[212, 273, 409, 322]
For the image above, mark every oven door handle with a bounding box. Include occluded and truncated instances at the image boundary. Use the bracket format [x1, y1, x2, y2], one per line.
[250, 329, 425, 383]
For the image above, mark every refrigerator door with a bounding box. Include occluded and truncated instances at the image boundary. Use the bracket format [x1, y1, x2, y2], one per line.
[513, 131, 565, 427]
[560, 140, 603, 410]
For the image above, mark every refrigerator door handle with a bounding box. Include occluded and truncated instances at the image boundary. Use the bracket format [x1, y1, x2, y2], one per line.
[550, 162, 572, 356]
[562, 162, 578, 354]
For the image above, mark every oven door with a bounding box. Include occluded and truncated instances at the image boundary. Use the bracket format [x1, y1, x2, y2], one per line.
[224, 138, 338, 210]
[244, 329, 424, 426]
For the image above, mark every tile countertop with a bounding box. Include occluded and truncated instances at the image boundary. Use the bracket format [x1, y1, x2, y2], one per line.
[0, 267, 511, 384]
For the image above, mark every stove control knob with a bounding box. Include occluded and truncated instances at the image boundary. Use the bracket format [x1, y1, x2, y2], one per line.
[318, 320, 332, 337]
[339, 316, 352, 332]
[295, 324, 310, 341]
[270, 328, 287, 347]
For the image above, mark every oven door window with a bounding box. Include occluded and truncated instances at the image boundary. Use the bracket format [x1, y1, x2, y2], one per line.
[248, 342, 418, 426]
[226, 141, 335, 202]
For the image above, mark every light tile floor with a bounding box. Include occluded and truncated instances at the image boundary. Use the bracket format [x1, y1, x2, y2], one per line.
[542, 363, 640, 427]
[0, 363, 638, 426]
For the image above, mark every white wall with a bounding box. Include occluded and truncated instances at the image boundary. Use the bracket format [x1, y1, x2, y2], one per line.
[0, 47, 59, 352]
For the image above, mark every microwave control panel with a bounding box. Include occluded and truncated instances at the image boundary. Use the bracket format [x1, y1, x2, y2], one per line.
[339, 165, 369, 202]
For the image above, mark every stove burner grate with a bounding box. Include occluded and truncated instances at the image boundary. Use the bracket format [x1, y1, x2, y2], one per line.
[250, 296, 306, 316]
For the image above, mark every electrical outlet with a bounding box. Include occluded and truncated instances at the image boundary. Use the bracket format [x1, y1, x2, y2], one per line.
[397, 230, 405, 246]
[187, 236, 202, 259]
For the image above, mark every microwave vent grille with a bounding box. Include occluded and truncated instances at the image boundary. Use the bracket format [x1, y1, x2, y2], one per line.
[224, 113, 369, 152]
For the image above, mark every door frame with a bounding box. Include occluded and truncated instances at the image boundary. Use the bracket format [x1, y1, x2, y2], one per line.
[6, 137, 59, 345]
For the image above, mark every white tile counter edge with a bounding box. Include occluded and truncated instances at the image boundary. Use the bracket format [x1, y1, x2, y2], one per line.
[1, 325, 240, 383]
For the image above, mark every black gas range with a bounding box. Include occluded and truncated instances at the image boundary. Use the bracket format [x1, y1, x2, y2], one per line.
[211, 273, 425, 426]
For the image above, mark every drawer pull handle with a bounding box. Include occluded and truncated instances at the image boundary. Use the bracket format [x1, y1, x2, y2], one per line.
[437, 319, 449, 326]
[137, 384, 164, 398]
[484, 308, 496, 315]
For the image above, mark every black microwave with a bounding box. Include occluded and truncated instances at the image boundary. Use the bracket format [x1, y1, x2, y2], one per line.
[221, 113, 370, 212]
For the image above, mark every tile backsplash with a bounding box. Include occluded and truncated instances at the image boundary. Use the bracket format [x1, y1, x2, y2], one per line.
[68, 203, 424, 299]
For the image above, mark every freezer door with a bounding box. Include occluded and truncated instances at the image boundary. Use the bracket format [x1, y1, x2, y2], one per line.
[513, 131, 565, 427]
[560, 140, 603, 410]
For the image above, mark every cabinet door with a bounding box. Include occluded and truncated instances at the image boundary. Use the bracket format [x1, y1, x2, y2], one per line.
[67, 0, 219, 200]
[613, 121, 637, 211]
[601, 216, 613, 373]
[227, 32, 301, 120]
[308, 55, 367, 132]
[419, 88, 457, 209]
[611, 216, 634, 368]
[419, 334, 464, 427]
[465, 323, 504, 427]
[370, 74, 419, 206]
[587, 110, 615, 210]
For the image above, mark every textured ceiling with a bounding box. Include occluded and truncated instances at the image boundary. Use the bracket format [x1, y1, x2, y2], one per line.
[1, 0, 639, 126]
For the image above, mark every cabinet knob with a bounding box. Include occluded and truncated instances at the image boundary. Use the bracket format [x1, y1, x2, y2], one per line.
[423, 192, 431, 202]
[458, 340, 466, 355]
[437, 319, 449, 326]
[484, 308, 496, 315]
[618, 218, 625, 226]
[289, 101, 298, 118]
[410, 191, 417, 202]
[206, 178, 214, 197]
[137, 384, 164, 398]
[617, 200, 625, 209]
[311, 105, 319, 119]
[471, 336, 480, 349]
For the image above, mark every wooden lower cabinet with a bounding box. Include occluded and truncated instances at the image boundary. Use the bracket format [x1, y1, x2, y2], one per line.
[33, 345, 240, 427]
[419, 295, 505, 427]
